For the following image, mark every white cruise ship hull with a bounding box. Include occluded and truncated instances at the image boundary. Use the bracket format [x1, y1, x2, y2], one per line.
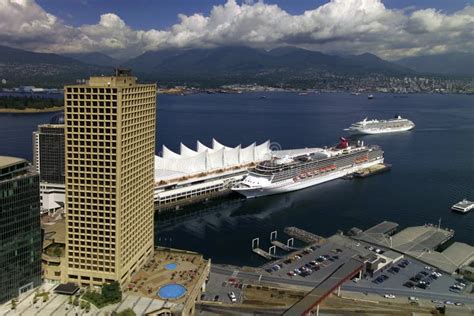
[233, 158, 384, 198]
[346, 125, 414, 135]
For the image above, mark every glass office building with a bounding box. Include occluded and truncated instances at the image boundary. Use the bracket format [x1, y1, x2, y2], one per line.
[0, 156, 42, 303]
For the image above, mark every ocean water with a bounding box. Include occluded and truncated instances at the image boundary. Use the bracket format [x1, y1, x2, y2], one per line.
[1, 92, 473, 266]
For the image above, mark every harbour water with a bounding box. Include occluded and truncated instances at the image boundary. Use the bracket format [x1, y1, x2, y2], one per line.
[0, 92, 473, 266]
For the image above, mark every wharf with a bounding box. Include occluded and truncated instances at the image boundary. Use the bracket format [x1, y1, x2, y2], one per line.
[352, 222, 462, 273]
[253, 248, 273, 260]
[354, 163, 391, 178]
[364, 221, 398, 235]
[284, 227, 324, 245]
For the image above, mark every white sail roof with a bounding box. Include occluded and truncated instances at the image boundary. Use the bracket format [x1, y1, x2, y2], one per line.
[180, 143, 198, 157]
[155, 140, 272, 182]
[196, 141, 211, 153]
[162, 145, 181, 159]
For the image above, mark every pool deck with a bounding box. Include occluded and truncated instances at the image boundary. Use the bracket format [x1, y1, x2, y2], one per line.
[126, 248, 210, 306]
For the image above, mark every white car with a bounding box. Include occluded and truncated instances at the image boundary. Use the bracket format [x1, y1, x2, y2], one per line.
[408, 296, 418, 301]
[384, 294, 396, 299]
[445, 301, 454, 305]
[228, 292, 237, 303]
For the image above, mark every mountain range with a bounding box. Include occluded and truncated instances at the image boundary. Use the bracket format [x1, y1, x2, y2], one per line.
[123, 46, 411, 77]
[394, 53, 474, 76]
[0, 44, 471, 87]
[61, 52, 121, 67]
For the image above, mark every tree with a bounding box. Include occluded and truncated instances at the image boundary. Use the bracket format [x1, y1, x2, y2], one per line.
[102, 281, 122, 303]
[11, 299, 16, 310]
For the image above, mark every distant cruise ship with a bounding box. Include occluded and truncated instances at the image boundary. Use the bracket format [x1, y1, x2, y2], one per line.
[344, 115, 415, 135]
[232, 138, 384, 198]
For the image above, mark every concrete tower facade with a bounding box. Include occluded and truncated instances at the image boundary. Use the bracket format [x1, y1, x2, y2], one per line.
[63, 69, 156, 287]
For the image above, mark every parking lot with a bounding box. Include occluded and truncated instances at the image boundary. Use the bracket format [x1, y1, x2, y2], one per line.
[202, 269, 245, 304]
[204, 235, 474, 308]
[353, 257, 470, 298]
[260, 241, 360, 284]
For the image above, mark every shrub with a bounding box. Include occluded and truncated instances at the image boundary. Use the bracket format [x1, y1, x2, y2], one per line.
[117, 308, 136, 316]
[83, 281, 122, 308]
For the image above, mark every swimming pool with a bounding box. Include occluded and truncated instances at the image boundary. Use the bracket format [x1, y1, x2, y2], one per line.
[158, 284, 187, 299]
[164, 263, 177, 270]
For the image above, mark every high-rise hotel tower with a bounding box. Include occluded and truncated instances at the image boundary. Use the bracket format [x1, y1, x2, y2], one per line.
[63, 69, 156, 287]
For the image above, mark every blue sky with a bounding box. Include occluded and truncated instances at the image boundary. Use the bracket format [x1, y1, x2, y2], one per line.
[1, 0, 473, 59]
[37, 0, 471, 29]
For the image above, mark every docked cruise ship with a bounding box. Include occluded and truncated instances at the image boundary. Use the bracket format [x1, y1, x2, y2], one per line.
[232, 138, 384, 198]
[344, 115, 415, 135]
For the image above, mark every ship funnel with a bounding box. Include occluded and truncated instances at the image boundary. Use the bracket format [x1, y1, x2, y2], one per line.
[336, 137, 349, 149]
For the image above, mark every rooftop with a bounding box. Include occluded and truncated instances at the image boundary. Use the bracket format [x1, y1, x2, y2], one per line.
[0, 156, 25, 169]
[415, 242, 474, 274]
[127, 248, 210, 307]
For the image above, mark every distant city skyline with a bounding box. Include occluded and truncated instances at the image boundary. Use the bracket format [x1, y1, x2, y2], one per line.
[0, 0, 473, 60]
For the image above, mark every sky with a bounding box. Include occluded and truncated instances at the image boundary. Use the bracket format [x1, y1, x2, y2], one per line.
[1, 0, 473, 60]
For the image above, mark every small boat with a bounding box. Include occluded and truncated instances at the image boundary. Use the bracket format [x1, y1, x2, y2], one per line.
[368, 94, 374, 99]
[451, 199, 474, 213]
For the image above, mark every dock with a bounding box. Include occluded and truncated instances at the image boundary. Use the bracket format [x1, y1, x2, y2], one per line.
[354, 163, 391, 178]
[284, 227, 324, 245]
[271, 240, 292, 251]
[252, 248, 273, 260]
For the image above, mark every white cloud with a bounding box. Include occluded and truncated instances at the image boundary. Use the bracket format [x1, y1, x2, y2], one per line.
[0, 0, 472, 60]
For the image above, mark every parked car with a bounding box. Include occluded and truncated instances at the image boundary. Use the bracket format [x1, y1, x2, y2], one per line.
[384, 294, 396, 299]
[408, 296, 418, 301]
[403, 281, 414, 288]
[449, 287, 461, 293]
[228, 292, 237, 303]
[213, 295, 219, 301]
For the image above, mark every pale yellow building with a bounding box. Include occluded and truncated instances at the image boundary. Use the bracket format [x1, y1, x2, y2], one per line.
[63, 69, 157, 287]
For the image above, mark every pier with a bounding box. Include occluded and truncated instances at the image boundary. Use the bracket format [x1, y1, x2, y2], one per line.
[270, 240, 292, 251]
[269, 230, 296, 251]
[284, 227, 325, 245]
[252, 238, 276, 260]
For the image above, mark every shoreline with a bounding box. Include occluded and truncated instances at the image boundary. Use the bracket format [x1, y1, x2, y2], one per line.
[0, 107, 64, 113]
